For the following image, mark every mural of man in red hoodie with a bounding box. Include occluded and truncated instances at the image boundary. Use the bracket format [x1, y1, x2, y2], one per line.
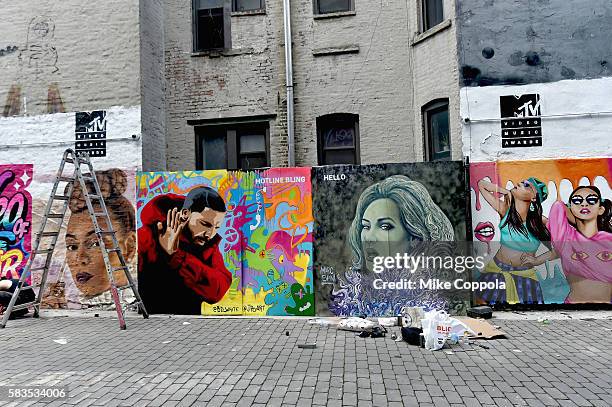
[138, 186, 232, 314]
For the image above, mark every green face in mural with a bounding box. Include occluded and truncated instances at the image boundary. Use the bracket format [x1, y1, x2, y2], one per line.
[361, 198, 413, 271]
[348, 174, 455, 273]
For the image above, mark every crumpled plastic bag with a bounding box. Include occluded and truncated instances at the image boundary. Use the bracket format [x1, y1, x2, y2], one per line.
[400, 306, 425, 328]
[337, 317, 376, 332]
[421, 310, 474, 351]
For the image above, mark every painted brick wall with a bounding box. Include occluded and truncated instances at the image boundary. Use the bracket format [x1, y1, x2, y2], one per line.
[460, 77, 612, 161]
[0, 0, 141, 116]
[456, 0, 612, 86]
[163, 0, 462, 169]
[163, 0, 285, 170]
[140, 0, 167, 171]
[292, 0, 414, 165]
[409, 0, 462, 161]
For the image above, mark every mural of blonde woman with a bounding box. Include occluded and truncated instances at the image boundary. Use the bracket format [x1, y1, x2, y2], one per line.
[348, 175, 455, 273]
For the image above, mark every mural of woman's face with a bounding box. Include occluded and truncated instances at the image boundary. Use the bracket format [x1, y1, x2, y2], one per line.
[569, 188, 604, 222]
[65, 211, 135, 297]
[360, 198, 412, 270]
[512, 179, 537, 202]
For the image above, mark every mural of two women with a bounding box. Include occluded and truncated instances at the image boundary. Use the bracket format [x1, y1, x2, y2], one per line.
[474, 175, 612, 304]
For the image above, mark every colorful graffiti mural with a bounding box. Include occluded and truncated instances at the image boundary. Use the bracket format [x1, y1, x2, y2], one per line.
[0, 165, 32, 284]
[136, 168, 314, 316]
[312, 162, 470, 317]
[470, 158, 612, 304]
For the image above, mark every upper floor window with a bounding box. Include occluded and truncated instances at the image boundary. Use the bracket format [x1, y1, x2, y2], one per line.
[314, 0, 354, 15]
[233, 0, 264, 12]
[422, 0, 444, 31]
[423, 99, 450, 161]
[317, 113, 360, 165]
[193, 0, 231, 52]
[196, 122, 270, 170]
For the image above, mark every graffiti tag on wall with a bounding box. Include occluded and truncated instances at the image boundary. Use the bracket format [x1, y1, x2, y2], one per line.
[19, 16, 59, 77]
[0, 165, 32, 284]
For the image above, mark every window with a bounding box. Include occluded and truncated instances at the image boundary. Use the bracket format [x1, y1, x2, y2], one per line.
[314, 0, 354, 15]
[196, 122, 270, 170]
[233, 0, 264, 12]
[193, 0, 231, 52]
[423, 100, 450, 161]
[422, 0, 444, 31]
[317, 114, 360, 165]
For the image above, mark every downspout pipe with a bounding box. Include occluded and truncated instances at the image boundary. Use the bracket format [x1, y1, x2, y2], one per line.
[283, 0, 295, 167]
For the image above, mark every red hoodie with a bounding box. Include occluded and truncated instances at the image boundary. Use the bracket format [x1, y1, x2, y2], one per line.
[138, 194, 232, 314]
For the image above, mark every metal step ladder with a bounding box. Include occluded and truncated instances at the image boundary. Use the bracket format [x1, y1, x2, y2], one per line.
[0, 148, 148, 329]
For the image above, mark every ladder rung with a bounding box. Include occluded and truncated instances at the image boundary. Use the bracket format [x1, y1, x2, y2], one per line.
[107, 248, 121, 252]
[53, 195, 70, 201]
[38, 232, 59, 237]
[64, 158, 75, 163]
[33, 249, 54, 255]
[82, 176, 95, 181]
[112, 266, 129, 272]
[57, 176, 75, 182]
[89, 195, 101, 200]
[117, 284, 133, 291]
[93, 212, 107, 217]
[7, 302, 35, 311]
[29, 266, 48, 272]
[47, 213, 64, 219]
[97, 231, 115, 235]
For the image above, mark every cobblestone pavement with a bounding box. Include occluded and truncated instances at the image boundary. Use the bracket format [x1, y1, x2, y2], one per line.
[0, 314, 611, 406]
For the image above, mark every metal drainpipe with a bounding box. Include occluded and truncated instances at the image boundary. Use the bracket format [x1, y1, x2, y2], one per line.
[283, 0, 295, 167]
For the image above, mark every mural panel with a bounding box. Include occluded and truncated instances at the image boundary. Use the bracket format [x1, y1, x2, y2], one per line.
[312, 162, 470, 317]
[136, 168, 314, 316]
[0, 107, 142, 310]
[0, 165, 32, 284]
[470, 158, 612, 304]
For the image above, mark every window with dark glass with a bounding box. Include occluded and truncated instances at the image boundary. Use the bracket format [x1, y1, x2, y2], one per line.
[422, 0, 444, 31]
[193, 0, 231, 51]
[317, 114, 360, 165]
[233, 0, 264, 12]
[314, 0, 354, 15]
[196, 122, 270, 170]
[423, 100, 450, 161]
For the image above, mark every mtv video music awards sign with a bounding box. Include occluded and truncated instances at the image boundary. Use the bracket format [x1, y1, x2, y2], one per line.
[499, 94, 542, 148]
[75, 110, 107, 157]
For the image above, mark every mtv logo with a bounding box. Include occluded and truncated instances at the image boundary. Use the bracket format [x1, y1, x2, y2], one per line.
[76, 110, 107, 134]
[500, 94, 541, 118]
[75, 110, 107, 157]
[500, 94, 542, 148]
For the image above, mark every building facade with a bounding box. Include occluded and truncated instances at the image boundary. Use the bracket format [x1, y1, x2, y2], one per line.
[161, 0, 462, 171]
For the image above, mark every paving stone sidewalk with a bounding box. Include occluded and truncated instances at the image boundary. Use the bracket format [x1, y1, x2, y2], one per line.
[0, 314, 611, 406]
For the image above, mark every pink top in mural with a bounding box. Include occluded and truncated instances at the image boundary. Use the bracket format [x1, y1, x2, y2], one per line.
[548, 201, 612, 283]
